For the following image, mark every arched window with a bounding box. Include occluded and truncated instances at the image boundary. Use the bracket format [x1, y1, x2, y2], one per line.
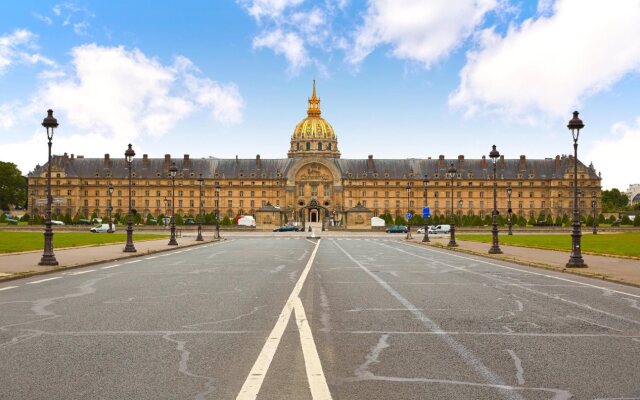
[306, 142, 311, 151]
[327, 143, 331, 150]
[318, 142, 322, 150]
[296, 143, 300, 150]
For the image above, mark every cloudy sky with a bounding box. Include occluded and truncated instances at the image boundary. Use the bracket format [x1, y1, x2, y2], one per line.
[1, 0, 639, 190]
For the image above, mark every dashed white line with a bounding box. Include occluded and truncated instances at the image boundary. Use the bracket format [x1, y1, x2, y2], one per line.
[145, 256, 158, 260]
[506, 349, 525, 385]
[27, 277, 62, 285]
[126, 260, 142, 264]
[0, 286, 18, 291]
[101, 264, 121, 270]
[68, 269, 96, 275]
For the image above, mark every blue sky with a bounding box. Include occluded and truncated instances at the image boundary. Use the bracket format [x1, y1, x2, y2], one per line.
[1, 0, 639, 190]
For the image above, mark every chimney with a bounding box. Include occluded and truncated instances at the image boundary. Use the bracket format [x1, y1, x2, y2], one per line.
[438, 155, 445, 170]
[256, 154, 261, 168]
[367, 154, 374, 170]
[183, 154, 190, 169]
[104, 153, 110, 168]
[143, 154, 149, 168]
[235, 155, 238, 163]
[519, 155, 526, 171]
[77, 155, 84, 159]
[164, 154, 171, 170]
[481, 155, 487, 169]
[71, 154, 74, 159]
[457, 155, 464, 170]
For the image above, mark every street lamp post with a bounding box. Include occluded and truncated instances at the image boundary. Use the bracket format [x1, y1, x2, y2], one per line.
[422, 175, 430, 243]
[507, 184, 513, 235]
[214, 182, 221, 239]
[489, 145, 503, 254]
[168, 162, 178, 245]
[107, 182, 114, 233]
[196, 173, 204, 241]
[406, 183, 412, 239]
[123, 144, 136, 253]
[566, 111, 587, 268]
[39, 109, 59, 266]
[447, 163, 458, 247]
[592, 193, 597, 235]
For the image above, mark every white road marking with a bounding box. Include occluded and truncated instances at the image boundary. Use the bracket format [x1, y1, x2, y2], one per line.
[0, 286, 18, 291]
[126, 260, 141, 264]
[145, 256, 158, 260]
[566, 315, 623, 332]
[293, 297, 332, 399]
[236, 239, 328, 400]
[68, 269, 96, 275]
[400, 242, 640, 299]
[27, 277, 62, 285]
[101, 264, 121, 270]
[506, 350, 525, 385]
[333, 241, 523, 400]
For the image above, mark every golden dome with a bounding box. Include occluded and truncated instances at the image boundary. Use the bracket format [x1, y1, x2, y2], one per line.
[292, 80, 335, 140]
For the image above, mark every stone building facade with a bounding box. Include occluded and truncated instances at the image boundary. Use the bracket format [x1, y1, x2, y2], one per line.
[27, 81, 602, 226]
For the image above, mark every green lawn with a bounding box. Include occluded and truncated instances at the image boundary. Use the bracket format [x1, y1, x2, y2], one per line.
[458, 232, 640, 258]
[0, 231, 168, 253]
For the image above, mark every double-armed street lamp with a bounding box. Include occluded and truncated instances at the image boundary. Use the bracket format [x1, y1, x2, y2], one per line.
[566, 111, 587, 268]
[214, 182, 221, 239]
[422, 174, 430, 243]
[107, 182, 114, 233]
[489, 145, 503, 254]
[406, 183, 412, 240]
[196, 173, 204, 241]
[507, 184, 513, 235]
[447, 163, 458, 247]
[123, 144, 136, 253]
[592, 192, 598, 235]
[168, 162, 179, 245]
[39, 109, 59, 266]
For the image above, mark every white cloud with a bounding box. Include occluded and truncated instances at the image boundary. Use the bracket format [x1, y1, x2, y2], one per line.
[347, 0, 498, 67]
[0, 44, 245, 175]
[0, 29, 54, 73]
[240, 0, 304, 20]
[33, 13, 53, 25]
[585, 118, 640, 190]
[50, 2, 94, 36]
[253, 29, 308, 73]
[450, 0, 640, 118]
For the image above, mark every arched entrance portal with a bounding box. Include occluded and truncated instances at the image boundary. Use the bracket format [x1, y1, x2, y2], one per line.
[309, 208, 319, 222]
[298, 198, 330, 228]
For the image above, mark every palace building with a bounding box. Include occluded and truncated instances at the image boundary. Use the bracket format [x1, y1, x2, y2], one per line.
[27, 81, 602, 228]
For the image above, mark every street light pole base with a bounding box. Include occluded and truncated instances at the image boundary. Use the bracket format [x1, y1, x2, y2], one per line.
[566, 258, 587, 268]
[422, 236, 430, 243]
[168, 238, 178, 245]
[38, 255, 59, 266]
[488, 246, 503, 254]
[123, 244, 137, 253]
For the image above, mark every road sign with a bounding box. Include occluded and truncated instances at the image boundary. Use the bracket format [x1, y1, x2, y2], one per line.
[406, 212, 412, 220]
[422, 207, 430, 218]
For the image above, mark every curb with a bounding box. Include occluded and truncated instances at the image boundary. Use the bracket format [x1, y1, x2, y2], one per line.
[0, 238, 225, 283]
[410, 240, 640, 290]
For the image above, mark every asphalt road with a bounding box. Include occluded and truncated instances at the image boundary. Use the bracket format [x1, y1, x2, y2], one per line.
[1, 236, 639, 399]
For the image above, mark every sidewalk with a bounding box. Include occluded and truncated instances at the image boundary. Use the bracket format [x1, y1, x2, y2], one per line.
[411, 235, 640, 288]
[0, 234, 221, 281]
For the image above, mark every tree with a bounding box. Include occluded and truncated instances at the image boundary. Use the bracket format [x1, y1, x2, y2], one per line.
[621, 215, 631, 225]
[601, 188, 629, 211]
[222, 216, 231, 225]
[634, 215, 640, 227]
[0, 161, 26, 210]
[394, 215, 407, 226]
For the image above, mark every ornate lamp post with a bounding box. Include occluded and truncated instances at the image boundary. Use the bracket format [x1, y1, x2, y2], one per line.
[566, 111, 587, 268]
[196, 173, 204, 241]
[489, 145, 503, 254]
[214, 182, 221, 239]
[507, 184, 513, 235]
[405, 183, 412, 239]
[107, 182, 114, 233]
[39, 109, 59, 266]
[168, 162, 178, 245]
[123, 144, 137, 253]
[592, 192, 597, 235]
[422, 174, 430, 243]
[447, 163, 458, 247]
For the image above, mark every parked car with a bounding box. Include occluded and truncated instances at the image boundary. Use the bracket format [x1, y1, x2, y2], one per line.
[273, 225, 301, 232]
[90, 224, 115, 233]
[147, 218, 158, 225]
[385, 225, 408, 233]
[5, 218, 19, 225]
[237, 216, 256, 227]
[429, 224, 451, 234]
[184, 218, 196, 225]
[51, 220, 65, 225]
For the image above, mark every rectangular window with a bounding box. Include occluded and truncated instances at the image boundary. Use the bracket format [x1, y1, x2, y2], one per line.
[262, 191, 266, 197]
[299, 184, 304, 196]
[468, 200, 473, 209]
[518, 201, 523, 209]
[530, 201, 534, 209]
[190, 200, 194, 207]
[239, 191, 244, 197]
[250, 200, 255, 208]
[468, 191, 473, 198]
[156, 199, 161, 207]
[228, 191, 233, 198]
[178, 200, 182, 207]
[362, 200, 367, 207]
[145, 200, 149, 207]
[373, 191, 378, 198]
[228, 200, 232, 208]
[95, 199, 99, 207]
[262, 200, 266, 207]
[117, 199, 122, 207]
[190, 190, 194, 197]
[179, 191, 183, 197]
[239, 200, 244, 208]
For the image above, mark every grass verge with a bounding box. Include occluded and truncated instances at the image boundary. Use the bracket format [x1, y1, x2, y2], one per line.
[0, 231, 168, 253]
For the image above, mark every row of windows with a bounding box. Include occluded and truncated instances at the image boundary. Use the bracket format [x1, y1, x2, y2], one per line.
[295, 142, 333, 151]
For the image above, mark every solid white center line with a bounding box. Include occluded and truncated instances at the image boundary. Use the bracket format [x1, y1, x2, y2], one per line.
[68, 269, 96, 275]
[27, 277, 62, 285]
[236, 239, 328, 400]
[101, 264, 121, 270]
[0, 286, 18, 291]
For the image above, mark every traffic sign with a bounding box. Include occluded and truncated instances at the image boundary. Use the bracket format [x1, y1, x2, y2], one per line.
[406, 212, 412, 220]
[422, 207, 430, 218]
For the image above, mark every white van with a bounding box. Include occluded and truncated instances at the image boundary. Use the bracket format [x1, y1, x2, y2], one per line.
[237, 215, 256, 227]
[429, 224, 451, 234]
